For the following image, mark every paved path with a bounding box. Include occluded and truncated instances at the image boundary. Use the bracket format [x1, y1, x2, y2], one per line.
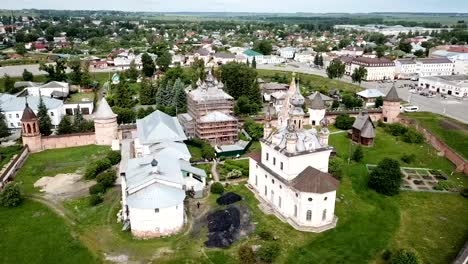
[211, 160, 219, 182]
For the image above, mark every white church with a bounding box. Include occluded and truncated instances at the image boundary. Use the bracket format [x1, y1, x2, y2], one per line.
[248, 77, 339, 232]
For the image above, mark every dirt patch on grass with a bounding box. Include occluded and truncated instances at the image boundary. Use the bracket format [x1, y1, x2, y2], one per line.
[440, 119, 468, 132]
[34, 173, 95, 201]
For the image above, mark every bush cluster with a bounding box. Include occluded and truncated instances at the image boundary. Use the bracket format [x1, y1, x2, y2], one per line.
[210, 182, 224, 194]
[390, 249, 420, 264]
[106, 151, 122, 165]
[335, 114, 356, 130]
[83, 151, 122, 180]
[88, 169, 117, 206]
[400, 154, 416, 164]
[328, 157, 344, 180]
[383, 124, 424, 144]
[257, 242, 281, 263]
[368, 158, 402, 196]
[238, 245, 255, 264]
[0, 182, 22, 207]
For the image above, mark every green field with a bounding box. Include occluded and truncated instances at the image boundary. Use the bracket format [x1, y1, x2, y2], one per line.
[403, 112, 468, 160]
[0, 145, 23, 169]
[0, 199, 99, 264]
[0, 129, 466, 264]
[14, 145, 109, 193]
[257, 69, 363, 95]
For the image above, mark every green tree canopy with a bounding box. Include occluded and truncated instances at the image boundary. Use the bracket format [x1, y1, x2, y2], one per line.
[22, 69, 34, 81]
[326, 60, 345, 79]
[57, 115, 73, 135]
[0, 107, 11, 139]
[141, 53, 156, 77]
[37, 97, 53, 136]
[139, 79, 157, 105]
[40, 59, 67, 82]
[126, 60, 139, 82]
[253, 40, 272, 55]
[368, 158, 402, 196]
[172, 78, 187, 113]
[351, 66, 368, 86]
[156, 51, 172, 72]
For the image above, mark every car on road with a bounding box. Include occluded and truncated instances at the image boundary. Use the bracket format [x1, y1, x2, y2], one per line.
[404, 106, 419, 112]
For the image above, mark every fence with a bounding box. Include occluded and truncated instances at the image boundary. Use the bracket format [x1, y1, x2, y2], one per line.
[0, 146, 29, 189]
[400, 117, 468, 175]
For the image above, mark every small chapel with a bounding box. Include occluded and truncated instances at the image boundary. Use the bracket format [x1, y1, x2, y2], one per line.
[248, 79, 339, 232]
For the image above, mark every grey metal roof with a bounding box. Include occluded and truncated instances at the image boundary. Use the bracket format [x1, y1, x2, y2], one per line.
[308, 92, 326, 110]
[14, 81, 44, 88]
[385, 84, 400, 102]
[0, 95, 63, 112]
[126, 182, 185, 209]
[357, 89, 385, 99]
[93, 98, 117, 119]
[137, 110, 187, 144]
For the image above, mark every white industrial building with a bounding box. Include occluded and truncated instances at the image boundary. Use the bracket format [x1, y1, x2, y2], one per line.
[418, 75, 468, 98]
[395, 58, 454, 79]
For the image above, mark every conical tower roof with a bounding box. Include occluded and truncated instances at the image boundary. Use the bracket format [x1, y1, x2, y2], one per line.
[309, 92, 326, 110]
[21, 103, 37, 121]
[94, 98, 117, 120]
[385, 83, 400, 102]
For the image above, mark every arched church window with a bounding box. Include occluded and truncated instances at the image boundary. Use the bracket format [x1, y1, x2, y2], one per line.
[27, 124, 31, 134]
[322, 209, 327, 221]
[306, 210, 312, 221]
[294, 205, 298, 217]
[33, 123, 37, 133]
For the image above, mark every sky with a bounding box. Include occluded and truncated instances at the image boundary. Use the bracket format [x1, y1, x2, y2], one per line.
[2, 0, 468, 13]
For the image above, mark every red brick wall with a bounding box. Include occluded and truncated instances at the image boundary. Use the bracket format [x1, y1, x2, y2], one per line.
[41, 132, 96, 150]
[400, 117, 468, 175]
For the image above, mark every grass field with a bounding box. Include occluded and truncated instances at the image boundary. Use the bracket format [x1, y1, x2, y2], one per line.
[257, 69, 363, 94]
[0, 145, 23, 169]
[403, 112, 468, 160]
[1, 130, 466, 264]
[14, 145, 109, 193]
[0, 199, 99, 264]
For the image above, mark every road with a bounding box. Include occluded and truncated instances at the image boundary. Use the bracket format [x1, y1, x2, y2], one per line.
[0, 63, 118, 78]
[258, 62, 468, 123]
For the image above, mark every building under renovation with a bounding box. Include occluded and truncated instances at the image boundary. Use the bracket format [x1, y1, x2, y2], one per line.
[179, 72, 239, 145]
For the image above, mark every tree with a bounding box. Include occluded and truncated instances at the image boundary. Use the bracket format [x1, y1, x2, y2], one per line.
[253, 40, 272, 55]
[335, 114, 355, 130]
[375, 96, 384, 108]
[210, 182, 224, 194]
[220, 62, 261, 110]
[57, 116, 73, 134]
[0, 107, 11, 139]
[251, 56, 257, 69]
[243, 118, 263, 140]
[234, 95, 257, 115]
[112, 106, 136, 124]
[351, 66, 368, 86]
[318, 54, 324, 67]
[257, 242, 281, 263]
[326, 60, 345, 79]
[156, 80, 173, 108]
[139, 79, 157, 105]
[22, 69, 34, 81]
[172, 78, 186, 113]
[141, 53, 155, 77]
[113, 79, 135, 108]
[329, 157, 344, 180]
[313, 54, 319, 66]
[375, 45, 385, 58]
[413, 49, 425, 58]
[390, 249, 420, 264]
[342, 94, 363, 108]
[73, 105, 85, 132]
[331, 100, 340, 109]
[368, 158, 402, 196]
[398, 41, 412, 53]
[40, 59, 67, 82]
[126, 60, 139, 82]
[3, 74, 15, 94]
[37, 97, 53, 136]
[15, 43, 27, 55]
[68, 58, 83, 85]
[338, 38, 351, 49]
[202, 144, 216, 160]
[156, 50, 172, 72]
[352, 145, 364, 162]
[0, 182, 22, 207]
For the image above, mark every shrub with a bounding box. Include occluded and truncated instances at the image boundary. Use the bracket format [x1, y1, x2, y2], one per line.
[402, 129, 424, 144]
[390, 249, 420, 264]
[96, 170, 117, 188]
[368, 158, 402, 196]
[382, 249, 392, 261]
[84, 158, 112, 179]
[385, 123, 408, 136]
[335, 114, 355, 130]
[238, 245, 255, 264]
[352, 145, 364, 162]
[106, 151, 122, 165]
[210, 182, 224, 194]
[258, 230, 274, 241]
[328, 157, 344, 180]
[89, 194, 103, 206]
[257, 242, 281, 263]
[461, 188, 468, 198]
[226, 169, 242, 179]
[89, 183, 106, 195]
[400, 154, 416, 164]
[0, 182, 22, 207]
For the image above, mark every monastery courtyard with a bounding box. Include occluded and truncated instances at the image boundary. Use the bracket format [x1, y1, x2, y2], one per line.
[0, 127, 467, 264]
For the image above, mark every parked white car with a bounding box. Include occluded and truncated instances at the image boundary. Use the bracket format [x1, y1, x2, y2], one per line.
[404, 106, 419, 112]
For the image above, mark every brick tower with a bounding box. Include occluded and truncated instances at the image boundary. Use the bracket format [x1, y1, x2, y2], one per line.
[93, 98, 118, 145]
[382, 83, 401, 124]
[21, 103, 42, 152]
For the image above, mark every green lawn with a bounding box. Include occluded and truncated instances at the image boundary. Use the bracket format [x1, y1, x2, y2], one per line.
[0, 145, 23, 169]
[67, 92, 95, 103]
[403, 112, 468, 160]
[14, 145, 110, 193]
[257, 69, 362, 94]
[218, 159, 249, 180]
[0, 199, 99, 264]
[1, 132, 466, 264]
